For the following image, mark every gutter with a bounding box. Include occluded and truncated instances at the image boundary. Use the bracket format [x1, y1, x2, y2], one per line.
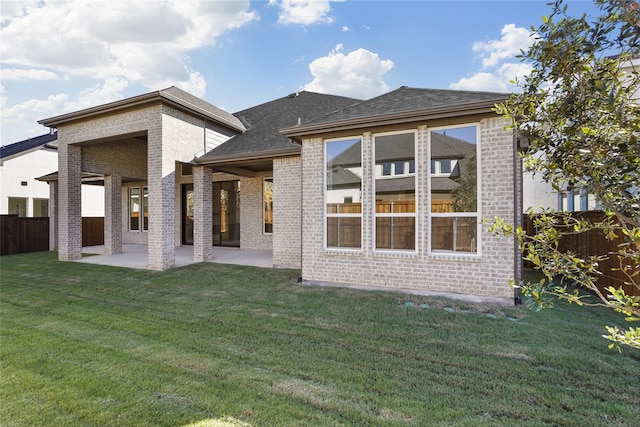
[194, 147, 300, 166]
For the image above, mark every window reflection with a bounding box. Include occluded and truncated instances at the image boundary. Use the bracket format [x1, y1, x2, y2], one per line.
[374, 132, 416, 250]
[430, 126, 478, 253]
[326, 138, 362, 248]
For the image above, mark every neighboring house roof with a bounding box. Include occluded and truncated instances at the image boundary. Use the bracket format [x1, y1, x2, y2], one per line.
[328, 165, 361, 188]
[281, 86, 509, 137]
[431, 132, 475, 160]
[39, 86, 245, 132]
[196, 91, 360, 165]
[327, 131, 477, 195]
[0, 131, 58, 161]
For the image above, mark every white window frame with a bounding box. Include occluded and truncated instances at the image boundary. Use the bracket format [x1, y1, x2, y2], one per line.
[428, 124, 481, 256]
[324, 136, 363, 251]
[372, 130, 417, 253]
[129, 186, 149, 232]
[430, 159, 458, 177]
[377, 159, 416, 178]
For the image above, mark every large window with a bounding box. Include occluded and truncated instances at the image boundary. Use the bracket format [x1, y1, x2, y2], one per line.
[374, 132, 416, 251]
[129, 186, 148, 231]
[8, 197, 27, 217]
[430, 125, 478, 253]
[263, 178, 273, 234]
[326, 137, 362, 249]
[33, 199, 49, 217]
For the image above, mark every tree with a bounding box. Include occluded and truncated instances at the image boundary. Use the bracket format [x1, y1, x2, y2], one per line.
[490, 0, 640, 350]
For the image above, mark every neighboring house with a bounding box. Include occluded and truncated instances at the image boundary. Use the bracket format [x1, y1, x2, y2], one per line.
[0, 132, 104, 217]
[39, 86, 520, 300]
[524, 55, 638, 213]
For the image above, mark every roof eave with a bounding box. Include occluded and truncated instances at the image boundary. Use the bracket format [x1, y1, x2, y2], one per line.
[280, 99, 506, 138]
[195, 146, 301, 166]
[38, 90, 245, 132]
[38, 91, 163, 128]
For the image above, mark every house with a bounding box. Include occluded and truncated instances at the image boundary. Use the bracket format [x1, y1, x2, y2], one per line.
[523, 55, 639, 213]
[0, 132, 104, 218]
[39, 86, 520, 300]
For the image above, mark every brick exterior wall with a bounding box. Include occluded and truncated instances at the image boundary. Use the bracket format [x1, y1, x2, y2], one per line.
[193, 166, 213, 262]
[58, 141, 82, 260]
[104, 174, 122, 255]
[54, 103, 228, 270]
[300, 117, 516, 299]
[48, 181, 58, 251]
[239, 173, 273, 251]
[273, 156, 302, 268]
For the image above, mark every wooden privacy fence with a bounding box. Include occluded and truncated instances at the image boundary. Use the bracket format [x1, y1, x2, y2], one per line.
[523, 211, 639, 297]
[0, 216, 105, 256]
[1, 215, 49, 255]
[82, 217, 104, 247]
[326, 200, 474, 251]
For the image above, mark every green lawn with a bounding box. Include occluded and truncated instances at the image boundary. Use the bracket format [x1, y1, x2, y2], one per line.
[1, 252, 639, 426]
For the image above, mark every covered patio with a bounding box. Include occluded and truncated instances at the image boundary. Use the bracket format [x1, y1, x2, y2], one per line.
[76, 244, 273, 270]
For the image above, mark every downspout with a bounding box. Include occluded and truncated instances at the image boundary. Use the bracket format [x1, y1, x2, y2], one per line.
[513, 130, 523, 305]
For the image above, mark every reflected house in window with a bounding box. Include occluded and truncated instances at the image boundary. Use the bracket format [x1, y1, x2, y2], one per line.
[326, 137, 362, 248]
[430, 127, 478, 253]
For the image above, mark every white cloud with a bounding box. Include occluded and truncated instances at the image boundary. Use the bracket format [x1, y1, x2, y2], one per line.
[450, 24, 534, 92]
[2, 92, 69, 123]
[342, 26, 350, 32]
[473, 24, 532, 69]
[1, 68, 59, 81]
[0, 0, 258, 90]
[303, 44, 393, 99]
[0, 0, 40, 25]
[450, 73, 509, 93]
[271, 0, 339, 25]
[0, 0, 259, 144]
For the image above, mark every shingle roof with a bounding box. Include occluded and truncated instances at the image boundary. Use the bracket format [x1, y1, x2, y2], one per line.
[327, 165, 361, 187]
[303, 86, 509, 125]
[160, 86, 245, 131]
[281, 86, 510, 138]
[0, 132, 57, 159]
[197, 91, 360, 162]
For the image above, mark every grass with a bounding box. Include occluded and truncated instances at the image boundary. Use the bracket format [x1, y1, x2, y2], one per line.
[1, 252, 639, 427]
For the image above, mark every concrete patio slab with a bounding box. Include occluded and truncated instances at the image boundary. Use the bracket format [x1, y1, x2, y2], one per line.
[76, 244, 272, 270]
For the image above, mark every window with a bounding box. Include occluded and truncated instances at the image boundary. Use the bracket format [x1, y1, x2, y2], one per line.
[326, 137, 362, 249]
[374, 132, 416, 251]
[379, 160, 415, 177]
[181, 163, 193, 176]
[33, 199, 48, 217]
[263, 178, 273, 234]
[430, 125, 479, 253]
[431, 159, 458, 176]
[8, 197, 27, 217]
[129, 186, 148, 231]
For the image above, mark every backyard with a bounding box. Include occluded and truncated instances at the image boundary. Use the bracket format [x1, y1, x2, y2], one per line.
[1, 252, 639, 426]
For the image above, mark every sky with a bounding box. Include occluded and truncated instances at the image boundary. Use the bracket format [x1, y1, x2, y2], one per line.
[0, 0, 602, 146]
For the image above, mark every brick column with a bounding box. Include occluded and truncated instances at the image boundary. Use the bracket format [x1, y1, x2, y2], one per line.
[58, 142, 82, 260]
[104, 174, 122, 255]
[273, 157, 301, 268]
[48, 181, 58, 251]
[193, 166, 213, 262]
[147, 124, 175, 270]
